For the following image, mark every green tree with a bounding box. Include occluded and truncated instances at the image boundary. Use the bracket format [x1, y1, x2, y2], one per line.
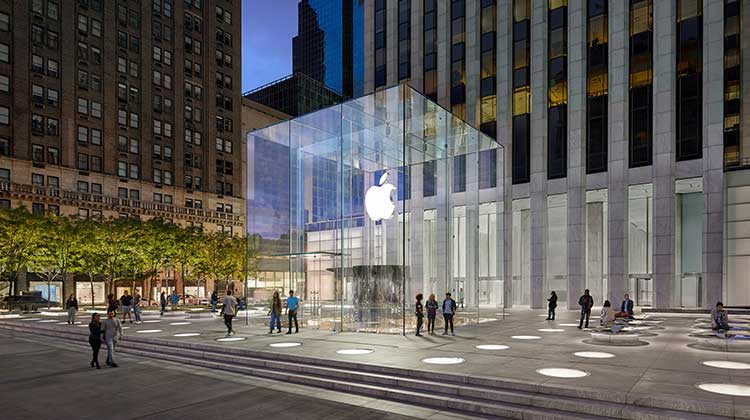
[90, 217, 140, 296]
[196, 231, 239, 293]
[0, 207, 45, 296]
[28, 215, 86, 308]
[140, 218, 178, 299]
[172, 224, 204, 301]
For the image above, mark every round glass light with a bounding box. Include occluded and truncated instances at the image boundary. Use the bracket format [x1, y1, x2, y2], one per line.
[77, 324, 89, 328]
[422, 357, 465, 365]
[174, 332, 201, 337]
[169, 322, 191, 326]
[216, 337, 246, 342]
[475, 344, 510, 350]
[702, 361, 750, 370]
[512, 335, 542, 340]
[574, 351, 615, 359]
[558, 323, 580, 327]
[189, 308, 205, 312]
[37, 319, 58, 323]
[0, 314, 21, 319]
[135, 329, 162, 334]
[122, 326, 130, 330]
[57, 321, 81, 325]
[698, 383, 750, 397]
[336, 348, 373, 355]
[538, 328, 565, 332]
[20, 318, 42, 321]
[141, 320, 161, 323]
[269, 342, 302, 348]
[537, 368, 589, 378]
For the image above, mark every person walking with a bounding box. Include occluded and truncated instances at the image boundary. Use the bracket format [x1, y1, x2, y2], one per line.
[220, 289, 238, 337]
[88, 313, 102, 369]
[120, 290, 133, 323]
[415, 294, 424, 336]
[159, 291, 167, 316]
[106, 294, 118, 315]
[101, 311, 123, 367]
[442, 292, 457, 336]
[578, 289, 594, 329]
[269, 291, 282, 334]
[132, 291, 142, 323]
[546, 291, 558, 320]
[425, 294, 438, 335]
[65, 294, 78, 324]
[286, 290, 299, 334]
[210, 290, 219, 313]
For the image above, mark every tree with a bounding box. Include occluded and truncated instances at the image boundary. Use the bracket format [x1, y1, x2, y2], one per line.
[172, 225, 204, 301]
[73, 218, 105, 308]
[140, 218, 178, 299]
[89, 217, 140, 296]
[0, 208, 45, 296]
[28, 215, 85, 307]
[195, 232, 240, 293]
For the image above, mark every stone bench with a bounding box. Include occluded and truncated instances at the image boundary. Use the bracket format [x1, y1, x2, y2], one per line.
[587, 331, 647, 346]
[688, 331, 750, 353]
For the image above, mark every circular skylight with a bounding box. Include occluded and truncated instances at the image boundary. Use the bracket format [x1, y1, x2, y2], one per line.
[512, 335, 542, 340]
[336, 348, 373, 355]
[538, 328, 565, 332]
[37, 319, 57, 323]
[537, 368, 589, 378]
[269, 342, 302, 348]
[574, 351, 615, 359]
[422, 357, 465, 365]
[702, 361, 750, 370]
[558, 323, 580, 327]
[135, 329, 162, 334]
[475, 344, 510, 350]
[216, 337, 247, 342]
[141, 320, 161, 323]
[698, 383, 750, 397]
[174, 332, 201, 337]
[169, 322, 191, 326]
[20, 318, 42, 321]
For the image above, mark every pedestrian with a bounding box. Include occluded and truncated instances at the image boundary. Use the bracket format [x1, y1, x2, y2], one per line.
[88, 313, 102, 369]
[578, 289, 594, 329]
[120, 290, 133, 323]
[159, 291, 167, 315]
[442, 292, 457, 336]
[425, 293, 438, 335]
[286, 290, 299, 334]
[220, 289, 238, 337]
[269, 291, 282, 334]
[711, 301, 730, 331]
[106, 293, 118, 315]
[546, 291, 558, 320]
[101, 311, 123, 367]
[132, 291, 142, 323]
[210, 290, 219, 313]
[65, 294, 78, 324]
[168, 291, 180, 311]
[415, 293, 424, 336]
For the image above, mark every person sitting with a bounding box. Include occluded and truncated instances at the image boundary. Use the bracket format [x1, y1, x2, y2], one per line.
[618, 293, 634, 319]
[711, 301, 730, 331]
[600, 300, 617, 327]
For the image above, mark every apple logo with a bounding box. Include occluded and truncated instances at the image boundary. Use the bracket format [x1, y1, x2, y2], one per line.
[365, 172, 396, 222]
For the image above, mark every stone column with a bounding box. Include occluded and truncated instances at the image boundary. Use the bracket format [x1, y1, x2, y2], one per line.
[651, 0, 677, 309]
[529, 0, 547, 309]
[586, 202, 605, 302]
[386, 0, 399, 86]
[702, 0, 725, 308]
[566, 0, 586, 309]
[607, 0, 630, 303]
[497, 0, 514, 307]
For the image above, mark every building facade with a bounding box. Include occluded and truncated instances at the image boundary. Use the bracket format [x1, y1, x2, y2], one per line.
[244, 72, 343, 117]
[362, 0, 750, 309]
[0, 0, 243, 233]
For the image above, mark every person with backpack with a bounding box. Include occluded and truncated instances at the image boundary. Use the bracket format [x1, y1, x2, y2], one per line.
[442, 292, 457, 336]
[578, 289, 594, 329]
[415, 294, 424, 337]
[546, 291, 558, 320]
[220, 289, 238, 337]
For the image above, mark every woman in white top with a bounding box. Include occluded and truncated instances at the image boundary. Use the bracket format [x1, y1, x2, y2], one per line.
[600, 300, 616, 327]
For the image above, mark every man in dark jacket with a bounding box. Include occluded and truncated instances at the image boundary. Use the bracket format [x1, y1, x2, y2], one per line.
[578, 289, 594, 329]
[442, 293, 457, 336]
[620, 294, 634, 319]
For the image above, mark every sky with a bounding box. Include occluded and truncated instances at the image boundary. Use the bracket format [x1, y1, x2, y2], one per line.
[242, 0, 299, 93]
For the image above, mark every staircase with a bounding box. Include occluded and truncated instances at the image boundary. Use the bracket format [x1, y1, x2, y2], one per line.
[0, 321, 741, 420]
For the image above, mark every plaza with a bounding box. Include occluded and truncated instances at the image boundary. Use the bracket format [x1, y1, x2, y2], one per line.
[1, 308, 749, 419]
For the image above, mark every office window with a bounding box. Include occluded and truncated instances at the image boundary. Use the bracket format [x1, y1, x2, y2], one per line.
[0, 43, 8, 63]
[32, 173, 44, 187]
[129, 164, 139, 179]
[676, 0, 702, 161]
[0, 106, 8, 125]
[47, 59, 58, 77]
[31, 115, 44, 133]
[423, 160, 437, 197]
[0, 168, 9, 182]
[91, 128, 102, 145]
[78, 153, 89, 171]
[47, 89, 58, 107]
[118, 161, 127, 178]
[374, 0, 387, 88]
[78, 98, 88, 115]
[480, 0, 497, 137]
[0, 12, 9, 31]
[77, 181, 89, 193]
[91, 183, 102, 195]
[629, 0, 653, 167]
[32, 55, 44, 73]
[47, 176, 59, 189]
[450, 0, 466, 119]
[0, 137, 8, 156]
[47, 147, 59, 164]
[512, 0, 531, 183]
[723, 0, 741, 166]
[47, 118, 59, 136]
[587, 0, 608, 173]
[398, 0, 411, 80]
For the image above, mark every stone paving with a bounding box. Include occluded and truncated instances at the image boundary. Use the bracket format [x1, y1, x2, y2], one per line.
[3, 307, 750, 417]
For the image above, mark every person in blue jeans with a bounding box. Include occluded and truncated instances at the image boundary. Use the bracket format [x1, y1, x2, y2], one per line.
[442, 292, 457, 336]
[286, 290, 299, 334]
[210, 290, 219, 313]
[269, 291, 282, 334]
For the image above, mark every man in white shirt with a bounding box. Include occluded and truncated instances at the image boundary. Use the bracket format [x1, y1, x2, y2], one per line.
[220, 289, 238, 337]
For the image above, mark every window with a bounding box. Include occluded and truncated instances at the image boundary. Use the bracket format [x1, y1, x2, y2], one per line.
[0, 43, 8, 62]
[47, 59, 59, 77]
[629, 0, 653, 167]
[129, 164, 139, 179]
[130, 138, 139, 154]
[118, 161, 127, 177]
[92, 183, 102, 195]
[48, 1, 58, 20]
[78, 15, 88, 33]
[676, 0, 702, 161]
[47, 118, 59, 136]
[77, 181, 89, 193]
[91, 101, 101, 118]
[47, 89, 59, 107]
[0, 137, 8, 156]
[32, 173, 44, 187]
[163, 170, 173, 185]
[32, 25, 43, 45]
[31, 114, 44, 133]
[47, 31, 59, 49]
[0, 12, 9, 31]
[0, 168, 9, 183]
[90, 156, 101, 172]
[587, 0, 608, 173]
[78, 153, 89, 171]
[118, 187, 128, 199]
[47, 176, 59, 189]
[78, 98, 89, 115]
[0, 106, 8, 125]
[91, 129, 101, 145]
[547, 0, 567, 179]
[32, 55, 44, 73]
[512, 0, 531, 183]
[724, 0, 741, 166]
[47, 147, 59, 164]
[32, 203, 45, 215]
[91, 19, 101, 37]
[32, 85, 44, 104]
